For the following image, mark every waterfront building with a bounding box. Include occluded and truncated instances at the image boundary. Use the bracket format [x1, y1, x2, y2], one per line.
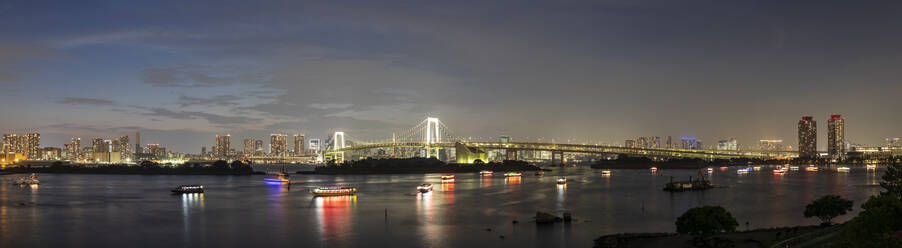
[118, 135, 131, 162]
[135, 131, 140, 157]
[680, 137, 701, 149]
[499, 136, 510, 143]
[214, 134, 230, 158]
[270, 134, 288, 157]
[798, 116, 817, 159]
[624, 139, 636, 148]
[294, 134, 305, 156]
[889, 138, 901, 147]
[70, 137, 81, 161]
[827, 114, 845, 160]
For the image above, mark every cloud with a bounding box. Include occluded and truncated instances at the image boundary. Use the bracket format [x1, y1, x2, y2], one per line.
[309, 103, 352, 109]
[0, 42, 59, 83]
[177, 95, 242, 107]
[141, 64, 270, 87]
[56, 97, 116, 106]
[141, 108, 262, 126]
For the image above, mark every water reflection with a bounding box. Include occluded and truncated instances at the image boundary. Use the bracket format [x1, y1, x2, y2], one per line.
[315, 195, 357, 243]
[416, 191, 441, 245]
[181, 193, 205, 217]
[480, 176, 492, 187]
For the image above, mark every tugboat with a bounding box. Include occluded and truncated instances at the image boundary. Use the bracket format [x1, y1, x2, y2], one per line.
[417, 183, 433, 193]
[556, 178, 567, 184]
[171, 185, 204, 194]
[310, 186, 358, 197]
[664, 170, 713, 192]
[14, 173, 39, 185]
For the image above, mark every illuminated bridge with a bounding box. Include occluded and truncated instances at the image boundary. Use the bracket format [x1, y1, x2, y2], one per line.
[325, 118, 798, 163]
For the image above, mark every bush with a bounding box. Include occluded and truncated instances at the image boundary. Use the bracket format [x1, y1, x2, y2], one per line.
[676, 205, 739, 236]
[803, 195, 853, 225]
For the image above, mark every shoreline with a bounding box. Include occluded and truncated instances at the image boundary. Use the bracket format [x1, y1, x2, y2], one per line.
[594, 224, 842, 248]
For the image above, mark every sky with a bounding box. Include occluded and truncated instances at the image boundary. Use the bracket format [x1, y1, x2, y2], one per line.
[1, 0, 901, 153]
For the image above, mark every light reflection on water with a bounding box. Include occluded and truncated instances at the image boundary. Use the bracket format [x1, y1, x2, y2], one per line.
[0, 166, 889, 248]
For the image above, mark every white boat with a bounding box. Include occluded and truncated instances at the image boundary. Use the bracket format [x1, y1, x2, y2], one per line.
[480, 170, 493, 176]
[601, 170, 612, 176]
[789, 166, 800, 171]
[14, 173, 39, 185]
[417, 183, 433, 193]
[805, 166, 819, 172]
[172, 185, 204, 194]
[866, 164, 877, 171]
[556, 178, 567, 184]
[504, 172, 522, 177]
[837, 166, 850, 172]
[706, 167, 714, 173]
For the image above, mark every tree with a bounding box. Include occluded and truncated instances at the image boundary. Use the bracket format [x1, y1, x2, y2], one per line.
[834, 194, 902, 247]
[804, 195, 853, 225]
[880, 162, 902, 197]
[140, 160, 158, 168]
[676, 205, 739, 236]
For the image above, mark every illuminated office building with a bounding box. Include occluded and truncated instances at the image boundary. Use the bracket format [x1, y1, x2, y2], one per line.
[270, 134, 288, 157]
[214, 134, 231, 158]
[243, 138, 255, 155]
[294, 134, 305, 156]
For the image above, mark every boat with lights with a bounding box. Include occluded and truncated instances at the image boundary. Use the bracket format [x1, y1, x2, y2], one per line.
[480, 170, 493, 176]
[441, 174, 455, 180]
[556, 178, 567, 184]
[310, 186, 358, 197]
[264, 172, 290, 185]
[664, 170, 712, 192]
[504, 172, 522, 177]
[837, 166, 850, 172]
[417, 183, 433, 193]
[601, 170, 612, 176]
[13, 173, 39, 185]
[171, 185, 204, 194]
[535, 171, 545, 176]
[805, 166, 819, 172]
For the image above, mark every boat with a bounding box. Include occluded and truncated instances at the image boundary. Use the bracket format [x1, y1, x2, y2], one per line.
[417, 183, 433, 193]
[535, 171, 545, 176]
[171, 185, 204, 194]
[310, 186, 358, 197]
[789, 166, 800, 171]
[773, 168, 787, 174]
[601, 170, 612, 176]
[440, 174, 455, 180]
[480, 170, 493, 176]
[837, 166, 850, 172]
[706, 167, 714, 173]
[737, 167, 752, 174]
[866, 164, 877, 171]
[504, 172, 522, 177]
[650, 167, 658, 172]
[264, 172, 290, 185]
[13, 173, 39, 185]
[805, 166, 819, 172]
[753, 166, 762, 171]
[556, 178, 567, 184]
[664, 170, 713, 192]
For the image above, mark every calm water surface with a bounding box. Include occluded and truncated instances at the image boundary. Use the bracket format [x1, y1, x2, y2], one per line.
[0, 165, 884, 247]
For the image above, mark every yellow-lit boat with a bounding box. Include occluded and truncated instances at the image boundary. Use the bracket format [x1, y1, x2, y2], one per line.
[310, 186, 358, 197]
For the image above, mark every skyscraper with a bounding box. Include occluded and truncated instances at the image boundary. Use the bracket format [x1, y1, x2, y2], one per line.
[70, 137, 81, 161]
[293, 134, 305, 156]
[798, 116, 817, 159]
[270, 134, 288, 157]
[308, 139, 321, 154]
[243, 138, 255, 155]
[254, 140, 264, 155]
[135, 131, 140, 156]
[118, 135, 131, 162]
[827, 114, 845, 160]
[215, 134, 231, 158]
[23, 133, 40, 159]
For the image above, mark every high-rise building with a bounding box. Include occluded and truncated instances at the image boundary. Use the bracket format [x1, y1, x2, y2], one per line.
[717, 138, 738, 150]
[888, 138, 901, 147]
[758, 139, 784, 151]
[827, 114, 845, 160]
[798, 116, 817, 159]
[243, 138, 255, 155]
[118, 135, 131, 162]
[636, 137, 648, 148]
[254, 140, 264, 155]
[624, 139, 636, 148]
[499, 136, 511, 143]
[3, 133, 20, 155]
[214, 134, 231, 158]
[293, 134, 305, 156]
[23, 133, 40, 159]
[70, 137, 81, 161]
[666, 136, 673, 148]
[135, 131, 141, 156]
[145, 144, 166, 159]
[92, 138, 106, 154]
[308, 139, 321, 154]
[270, 134, 288, 156]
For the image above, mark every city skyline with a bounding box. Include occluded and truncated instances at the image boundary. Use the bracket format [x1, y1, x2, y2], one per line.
[3, 1, 902, 153]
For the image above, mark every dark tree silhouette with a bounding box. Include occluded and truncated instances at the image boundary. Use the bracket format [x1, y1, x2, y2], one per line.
[804, 195, 853, 225]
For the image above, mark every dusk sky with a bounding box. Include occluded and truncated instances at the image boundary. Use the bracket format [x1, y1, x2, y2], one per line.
[1, 0, 901, 152]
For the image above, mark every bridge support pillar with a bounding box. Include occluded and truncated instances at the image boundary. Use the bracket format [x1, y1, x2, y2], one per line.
[551, 151, 564, 166]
